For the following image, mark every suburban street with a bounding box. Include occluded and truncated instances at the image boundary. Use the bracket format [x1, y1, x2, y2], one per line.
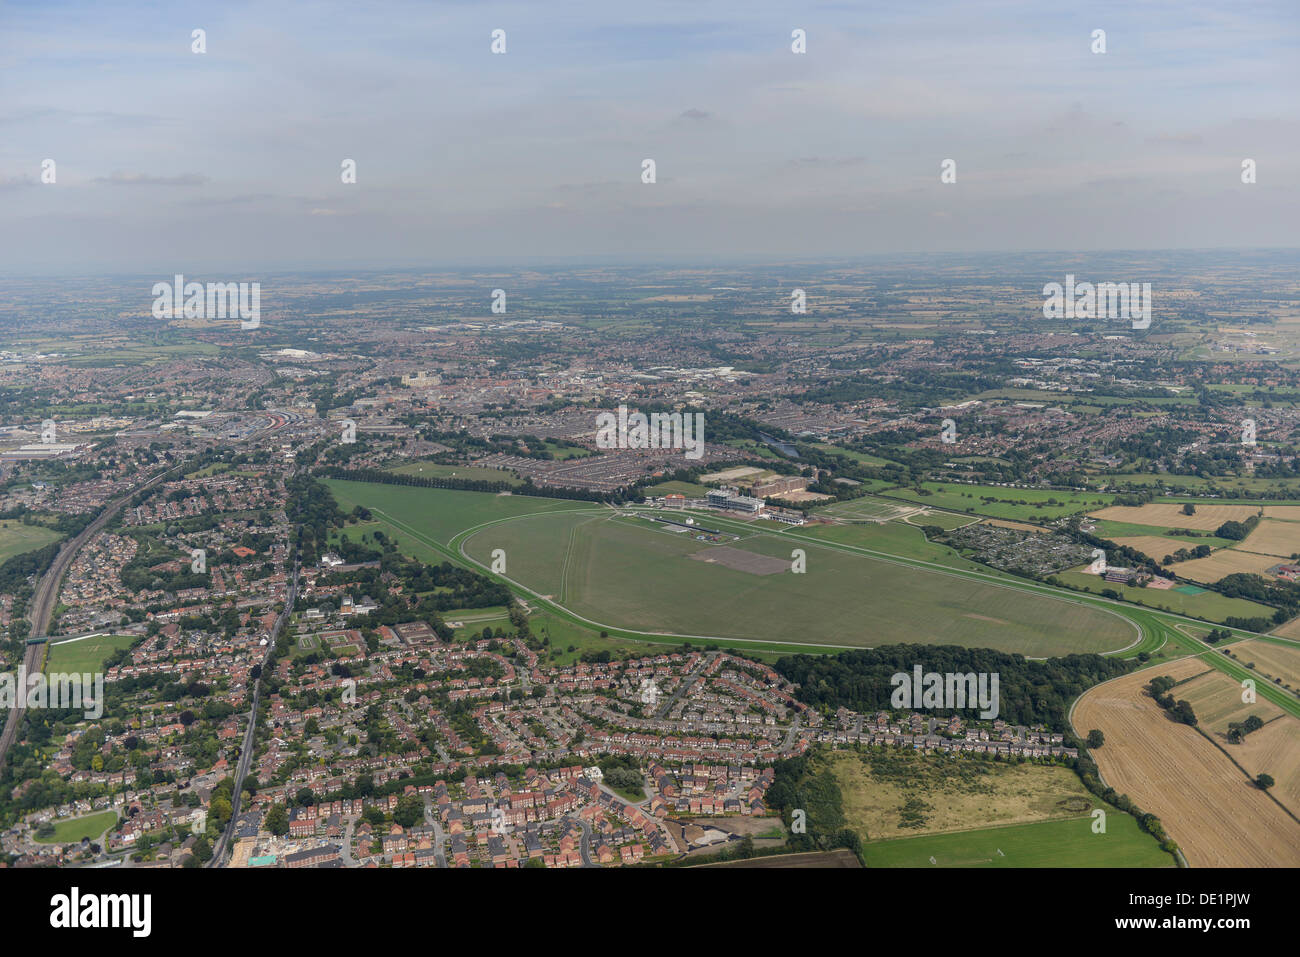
[209, 559, 299, 867]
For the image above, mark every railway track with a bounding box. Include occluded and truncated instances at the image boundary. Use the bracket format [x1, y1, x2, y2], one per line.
[0, 463, 185, 768]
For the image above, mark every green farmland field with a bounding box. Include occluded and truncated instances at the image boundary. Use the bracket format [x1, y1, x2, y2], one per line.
[863, 814, 1174, 868]
[886, 483, 1115, 521]
[385, 462, 523, 485]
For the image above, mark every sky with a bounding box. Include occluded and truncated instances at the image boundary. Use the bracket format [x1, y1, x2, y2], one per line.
[0, 0, 1297, 273]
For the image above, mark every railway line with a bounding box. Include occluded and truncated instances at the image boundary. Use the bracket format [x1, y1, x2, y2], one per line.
[0, 463, 185, 768]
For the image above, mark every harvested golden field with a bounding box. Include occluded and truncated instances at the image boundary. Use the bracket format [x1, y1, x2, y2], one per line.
[1271, 617, 1300, 640]
[1234, 716, 1300, 818]
[1261, 506, 1300, 522]
[1226, 639, 1300, 691]
[986, 519, 1049, 533]
[1127, 655, 1216, 685]
[1113, 536, 1199, 561]
[1090, 503, 1262, 531]
[1174, 669, 1283, 737]
[1167, 549, 1280, 584]
[1072, 663, 1300, 867]
[1236, 520, 1300, 559]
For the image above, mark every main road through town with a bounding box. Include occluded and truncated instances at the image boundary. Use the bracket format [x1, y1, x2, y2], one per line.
[209, 559, 299, 867]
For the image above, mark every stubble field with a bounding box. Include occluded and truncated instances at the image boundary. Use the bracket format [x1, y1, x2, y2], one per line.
[1072, 660, 1300, 867]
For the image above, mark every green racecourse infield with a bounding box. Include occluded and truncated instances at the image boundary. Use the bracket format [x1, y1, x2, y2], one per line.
[324, 481, 1138, 657]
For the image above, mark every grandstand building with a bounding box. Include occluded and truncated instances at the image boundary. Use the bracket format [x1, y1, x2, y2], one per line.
[706, 488, 765, 513]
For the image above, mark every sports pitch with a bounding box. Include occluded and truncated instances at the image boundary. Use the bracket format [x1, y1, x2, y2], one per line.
[461, 509, 1135, 656]
[45, 634, 138, 674]
[862, 814, 1173, 867]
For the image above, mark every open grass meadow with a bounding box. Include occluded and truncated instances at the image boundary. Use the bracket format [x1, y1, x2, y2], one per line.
[324, 479, 600, 545]
[0, 519, 63, 564]
[906, 510, 980, 531]
[461, 508, 1136, 655]
[789, 520, 987, 570]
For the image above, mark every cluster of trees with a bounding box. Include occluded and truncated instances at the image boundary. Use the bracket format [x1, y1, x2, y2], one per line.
[0, 539, 62, 594]
[596, 754, 644, 797]
[1216, 573, 1300, 621]
[763, 753, 863, 860]
[316, 550, 511, 618]
[319, 465, 624, 504]
[1215, 515, 1261, 541]
[288, 468, 347, 568]
[481, 434, 588, 461]
[1226, 714, 1264, 744]
[118, 536, 210, 593]
[1146, 675, 1197, 725]
[1163, 544, 1212, 564]
[1112, 489, 1158, 508]
[1070, 527, 1161, 578]
[774, 644, 1132, 729]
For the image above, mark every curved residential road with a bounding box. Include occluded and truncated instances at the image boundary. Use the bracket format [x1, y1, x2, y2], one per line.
[576, 816, 598, 868]
[0, 462, 186, 768]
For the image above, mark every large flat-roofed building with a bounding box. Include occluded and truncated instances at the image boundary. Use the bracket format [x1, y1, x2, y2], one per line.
[706, 488, 764, 513]
[0, 443, 83, 461]
[750, 475, 809, 498]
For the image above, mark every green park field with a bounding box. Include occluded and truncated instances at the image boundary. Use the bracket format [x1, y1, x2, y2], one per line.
[863, 813, 1173, 868]
[34, 810, 119, 844]
[45, 634, 138, 674]
[458, 508, 1135, 656]
[0, 520, 62, 564]
[1057, 570, 1276, 623]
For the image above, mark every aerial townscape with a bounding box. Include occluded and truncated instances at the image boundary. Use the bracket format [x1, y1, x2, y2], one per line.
[0, 1, 1295, 941]
[2, 253, 1297, 876]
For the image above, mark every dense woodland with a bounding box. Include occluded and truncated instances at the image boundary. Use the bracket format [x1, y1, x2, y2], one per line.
[775, 644, 1133, 729]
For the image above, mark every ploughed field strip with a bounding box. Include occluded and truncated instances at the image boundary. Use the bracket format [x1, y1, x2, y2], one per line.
[690, 545, 790, 575]
[462, 508, 1134, 656]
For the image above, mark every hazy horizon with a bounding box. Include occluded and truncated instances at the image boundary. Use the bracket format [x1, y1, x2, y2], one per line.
[2, 0, 1297, 273]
